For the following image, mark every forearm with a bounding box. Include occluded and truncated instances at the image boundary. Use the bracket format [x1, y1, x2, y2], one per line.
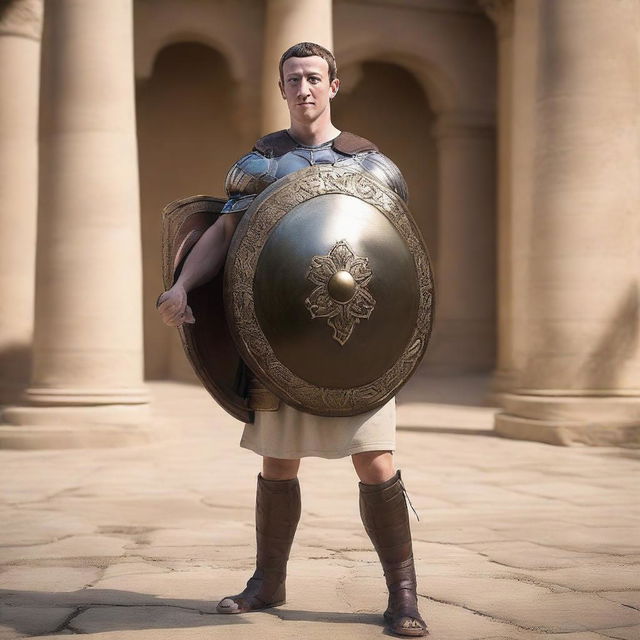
[174, 217, 232, 292]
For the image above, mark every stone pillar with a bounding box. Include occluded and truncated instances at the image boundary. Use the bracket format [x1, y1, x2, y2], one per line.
[480, 0, 515, 394]
[495, 0, 640, 446]
[0, 0, 150, 449]
[429, 113, 496, 373]
[0, 0, 42, 404]
[261, 0, 333, 134]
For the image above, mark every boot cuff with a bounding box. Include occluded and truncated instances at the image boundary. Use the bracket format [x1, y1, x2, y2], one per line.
[358, 470, 401, 493]
[258, 473, 300, 493]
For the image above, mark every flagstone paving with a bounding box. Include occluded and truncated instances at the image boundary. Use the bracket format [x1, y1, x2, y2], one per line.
[1, 380, 638, 640]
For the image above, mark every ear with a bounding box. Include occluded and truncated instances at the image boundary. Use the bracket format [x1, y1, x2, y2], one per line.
[278, 80, 286, 100]
[330, 78, 340, 99]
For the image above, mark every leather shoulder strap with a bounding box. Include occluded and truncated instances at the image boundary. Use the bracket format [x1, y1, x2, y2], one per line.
[253, 130, 297, 157]
[333, 131, 379, 155]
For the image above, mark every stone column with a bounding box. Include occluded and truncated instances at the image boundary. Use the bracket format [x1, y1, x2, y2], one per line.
[480, 0, 515, 394]
[428, 113, 496, 373]
[0, 0, 42, 404]
[261, 0, 333, 134]
[495, 0, 640, 445]
[1, 0, 150, 448]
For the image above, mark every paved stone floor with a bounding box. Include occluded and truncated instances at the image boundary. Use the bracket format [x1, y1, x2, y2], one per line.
[1, 380, 639, 640]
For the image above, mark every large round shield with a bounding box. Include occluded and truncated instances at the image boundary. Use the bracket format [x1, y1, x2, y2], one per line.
[224, 164, 434, 417]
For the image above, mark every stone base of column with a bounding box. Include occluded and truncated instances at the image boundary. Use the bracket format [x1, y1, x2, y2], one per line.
[486, 367, 516, 405]
[0, 388, 153, 449]
[491, 368, 515, 393]
[495, 394, 640, 446]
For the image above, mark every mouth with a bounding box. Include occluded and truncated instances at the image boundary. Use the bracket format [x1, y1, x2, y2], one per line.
[297, 102, 315, 106]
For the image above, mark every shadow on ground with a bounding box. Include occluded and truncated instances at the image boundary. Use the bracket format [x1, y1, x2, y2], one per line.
[395, 424, 496, 436]
[0, 587, 385, 635]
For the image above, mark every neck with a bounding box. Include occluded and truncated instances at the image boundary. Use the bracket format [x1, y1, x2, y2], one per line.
[288, 116, 341, 147]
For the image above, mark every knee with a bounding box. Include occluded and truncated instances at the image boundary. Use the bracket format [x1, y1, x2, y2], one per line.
[352, 450, 395, 484]
[262, 456, 300, 481]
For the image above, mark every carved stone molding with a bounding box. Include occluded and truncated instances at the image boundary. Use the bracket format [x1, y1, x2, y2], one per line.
[0, 0, 43, 40]
[478, 0, 514, 39]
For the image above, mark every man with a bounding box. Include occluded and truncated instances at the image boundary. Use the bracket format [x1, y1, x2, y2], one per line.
[158, 42, 428, 637]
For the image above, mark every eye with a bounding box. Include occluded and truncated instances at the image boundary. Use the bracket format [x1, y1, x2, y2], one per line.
[308, 76, 320, 84]
[287, 77, 299, 83]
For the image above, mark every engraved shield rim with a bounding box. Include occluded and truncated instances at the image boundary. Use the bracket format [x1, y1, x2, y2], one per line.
[223, 164, 434, 417]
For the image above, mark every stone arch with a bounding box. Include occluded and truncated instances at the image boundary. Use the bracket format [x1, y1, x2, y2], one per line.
[338, 46, 458, 116]
[334, 3, 496, 117]
[136, 41, 253, 381]
[137, 30, 246, 84]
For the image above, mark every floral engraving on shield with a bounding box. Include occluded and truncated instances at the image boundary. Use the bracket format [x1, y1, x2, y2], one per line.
[304, 240, 376, 346]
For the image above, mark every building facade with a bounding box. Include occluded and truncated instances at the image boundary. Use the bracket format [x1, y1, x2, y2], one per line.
[0, 0, 638, 447]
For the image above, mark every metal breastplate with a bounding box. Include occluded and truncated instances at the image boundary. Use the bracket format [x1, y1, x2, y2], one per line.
[273, 143, 348, 178]
[223, 141, 408, 213]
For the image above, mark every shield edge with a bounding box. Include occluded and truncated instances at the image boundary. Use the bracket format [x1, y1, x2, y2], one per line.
[162, 195, 252, 424]
[224, 165, 435, 417]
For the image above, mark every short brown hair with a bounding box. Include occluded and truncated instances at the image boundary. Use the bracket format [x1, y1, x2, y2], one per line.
[279, 42, 337, 83]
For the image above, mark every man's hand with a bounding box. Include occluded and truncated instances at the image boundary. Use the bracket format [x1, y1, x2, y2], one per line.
[156, 284, 195, 327]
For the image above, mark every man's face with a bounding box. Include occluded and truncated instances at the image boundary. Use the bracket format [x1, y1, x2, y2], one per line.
[279, 56, 340, 124]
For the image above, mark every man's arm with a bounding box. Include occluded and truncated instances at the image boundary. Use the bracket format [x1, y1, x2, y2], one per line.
[157, 211, 242, 327]
[175, 211, 241, 291]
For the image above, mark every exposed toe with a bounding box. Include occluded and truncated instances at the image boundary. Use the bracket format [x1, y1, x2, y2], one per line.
[385, 610, 429, 637]
[216, 597, 242, 614]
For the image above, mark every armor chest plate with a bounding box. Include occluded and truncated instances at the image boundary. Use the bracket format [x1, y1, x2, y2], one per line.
[274, 146, 348, 179]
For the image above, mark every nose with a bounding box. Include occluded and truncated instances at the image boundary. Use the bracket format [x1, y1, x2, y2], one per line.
[297, 78, 311, 99]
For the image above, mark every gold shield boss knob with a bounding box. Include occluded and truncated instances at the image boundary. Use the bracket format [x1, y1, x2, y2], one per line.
[328, 270, 356, 303]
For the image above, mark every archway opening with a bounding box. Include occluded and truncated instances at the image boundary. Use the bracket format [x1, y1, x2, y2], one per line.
[137, 42, 245, 380]
[332, 61, 438, 264]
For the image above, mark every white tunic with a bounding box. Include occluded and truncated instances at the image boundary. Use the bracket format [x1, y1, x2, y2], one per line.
[240, 398, 396, 460]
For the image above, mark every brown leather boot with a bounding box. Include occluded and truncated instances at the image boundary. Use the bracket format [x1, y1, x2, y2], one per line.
[359, 471, 428, 637]
[216, 473, 301, 614]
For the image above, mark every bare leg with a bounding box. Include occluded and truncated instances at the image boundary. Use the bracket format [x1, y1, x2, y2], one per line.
[351, 449, 395, 484]
[263, 455, 300, 480]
